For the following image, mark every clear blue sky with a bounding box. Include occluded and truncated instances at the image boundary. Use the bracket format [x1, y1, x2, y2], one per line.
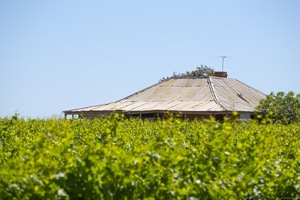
[1, 0, 300, 118]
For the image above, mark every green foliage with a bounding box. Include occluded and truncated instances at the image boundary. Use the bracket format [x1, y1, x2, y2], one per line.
[0, 115, 300, 199]
[160, 65, 214, 82]
[256, 91, 300, 124]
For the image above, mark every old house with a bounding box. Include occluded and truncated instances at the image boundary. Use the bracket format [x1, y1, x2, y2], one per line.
[64, 72, 265, 121]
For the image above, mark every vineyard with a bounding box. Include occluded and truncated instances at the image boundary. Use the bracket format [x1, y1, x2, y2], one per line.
[0, 114, 300, 199]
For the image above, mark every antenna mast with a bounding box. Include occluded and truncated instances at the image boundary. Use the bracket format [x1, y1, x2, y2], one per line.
[220, 56, 227, 72]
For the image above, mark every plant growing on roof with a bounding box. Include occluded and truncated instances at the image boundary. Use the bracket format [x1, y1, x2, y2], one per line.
[159, 65, 214, 82]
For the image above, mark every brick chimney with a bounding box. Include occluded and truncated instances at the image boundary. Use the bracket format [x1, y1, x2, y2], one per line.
[214, 71, 228, 78]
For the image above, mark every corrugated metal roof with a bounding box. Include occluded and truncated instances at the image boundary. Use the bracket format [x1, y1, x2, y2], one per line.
[64, 77, 266, 114]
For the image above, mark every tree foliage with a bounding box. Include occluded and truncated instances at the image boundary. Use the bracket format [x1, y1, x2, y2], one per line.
[160, 65, 214, 82]
[256, 91, 300, 124]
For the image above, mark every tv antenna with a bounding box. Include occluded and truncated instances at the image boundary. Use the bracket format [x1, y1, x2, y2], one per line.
[219, 56, 228, 72]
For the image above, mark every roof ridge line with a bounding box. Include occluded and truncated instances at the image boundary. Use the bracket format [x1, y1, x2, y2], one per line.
[207, 77, 227, 111]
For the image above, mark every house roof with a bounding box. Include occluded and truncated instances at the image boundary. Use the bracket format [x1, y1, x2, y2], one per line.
[64, 76, 266, 115]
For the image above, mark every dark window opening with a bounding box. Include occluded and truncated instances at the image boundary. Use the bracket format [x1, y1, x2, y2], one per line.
[216, 114, 225, 122]
[141, 113, 155, 118]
